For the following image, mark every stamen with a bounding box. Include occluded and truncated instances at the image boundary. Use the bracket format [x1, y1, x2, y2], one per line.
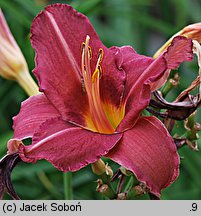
[92, 68, 100, 83]
[81, 36, 114, 133]
[81, 42, 85, 53]
[81, 77, 85, 92]
[98, 48, 104, 63]
[95, 49, 104, 71]
[98, 65, 102, 78]
[88, 46, 92, 59]
[82, 42, 92, 59]
[81, 37, 94, 112]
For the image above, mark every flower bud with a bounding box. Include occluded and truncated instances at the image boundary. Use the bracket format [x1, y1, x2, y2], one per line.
[117, 192, 127, 200]
[0, 9, 39, 96]
[134, 183, 149, 196]
[105, 164, 113, 177]
[96, 181, 116, 199]
[91, 159, 106, 175]
[120, 166, 132, 176]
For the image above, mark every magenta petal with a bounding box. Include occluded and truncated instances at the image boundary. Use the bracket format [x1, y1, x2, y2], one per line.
[164, 36, 193, 69]
[118, 46, 154, 98]
[151, 36, 193, 90]
[18, 117, 122, 172]
[13, 94, 60, 139]
[118, 36, 193, 131]
[107, 116, 179, 197]
[100, 46, 126, 108]
[31, 4, 126, 126]
[117, 47, 166, 131]
[31, 4, 91, 125]
[150, 69, 171, 91]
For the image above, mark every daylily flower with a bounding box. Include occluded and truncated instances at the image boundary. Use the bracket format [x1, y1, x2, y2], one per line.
[0, 9, 39, 96]
[8, 4, 194, 197]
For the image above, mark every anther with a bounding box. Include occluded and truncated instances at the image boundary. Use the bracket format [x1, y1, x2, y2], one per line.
[82, 38, 92, 59]
[81, 42, 85, 54]
[83, 65, 87, 73]
[98, 48, 104, 63]
[81, 77, 86, 92]
[98, 65, 102, 78]
[88, 46, 92, 59]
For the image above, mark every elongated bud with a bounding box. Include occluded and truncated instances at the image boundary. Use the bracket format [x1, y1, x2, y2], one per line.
[117, 193, 127, 200]
[0, 9, 39, 96]
[134, 183, 149, 196]
[96, 180, 116, 199]
[154, 23, 201, 58]
[184, 112, 201, 150]
[105, 164, 113, 177]
[91, 159, 106, 175]
[120, 166, 132, 176]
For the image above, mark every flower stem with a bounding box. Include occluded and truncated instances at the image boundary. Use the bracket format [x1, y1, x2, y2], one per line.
[37, 171, 61, 199]
[63, 172, 73, 200]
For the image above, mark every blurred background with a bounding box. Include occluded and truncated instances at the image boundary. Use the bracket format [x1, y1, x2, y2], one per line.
[0, 0, 201, 199]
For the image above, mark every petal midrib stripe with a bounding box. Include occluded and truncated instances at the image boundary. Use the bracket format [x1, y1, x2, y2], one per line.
[45, 10, 81, 80]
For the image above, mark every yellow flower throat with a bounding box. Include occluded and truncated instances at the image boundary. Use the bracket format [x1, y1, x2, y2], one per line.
[81, 36, 124, 134]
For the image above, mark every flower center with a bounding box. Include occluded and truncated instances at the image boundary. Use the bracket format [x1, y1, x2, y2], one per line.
[81, 35, 115, 134]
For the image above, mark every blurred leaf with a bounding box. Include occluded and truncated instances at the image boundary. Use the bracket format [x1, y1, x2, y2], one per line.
[0, 131, 13, 157]
[15, 0, 43, 16]
[0, 0, 32, 28]
[71, 0, 102, 14]
[12, 160, 55, 181]
[188, 0, 201, 22]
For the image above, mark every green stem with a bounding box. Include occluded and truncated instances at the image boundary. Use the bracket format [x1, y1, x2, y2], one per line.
[37, 172, 61, 199]
[63, 172, 73, 200]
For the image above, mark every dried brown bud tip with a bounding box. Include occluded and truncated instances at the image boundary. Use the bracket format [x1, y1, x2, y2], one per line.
[117, 193, 127, 200]
[134, 183, 149, 196]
